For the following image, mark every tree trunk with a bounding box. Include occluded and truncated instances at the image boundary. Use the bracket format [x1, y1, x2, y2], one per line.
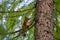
[35, 0, 53, 40]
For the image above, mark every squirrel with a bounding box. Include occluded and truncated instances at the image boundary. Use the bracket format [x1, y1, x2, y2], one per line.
[19, 16, 32, 36]
[12, 16, 34, 38]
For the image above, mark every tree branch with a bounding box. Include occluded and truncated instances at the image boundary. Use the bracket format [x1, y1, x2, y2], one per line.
[0, 7, 34, 13]
[0, 21, 35, 36]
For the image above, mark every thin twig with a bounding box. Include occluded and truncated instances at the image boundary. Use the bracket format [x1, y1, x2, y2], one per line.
[11, 21, 35, 39]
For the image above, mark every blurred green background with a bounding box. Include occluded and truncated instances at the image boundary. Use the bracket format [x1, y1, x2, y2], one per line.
[0, 0, 36, 40]
[0, 0, 60, 40]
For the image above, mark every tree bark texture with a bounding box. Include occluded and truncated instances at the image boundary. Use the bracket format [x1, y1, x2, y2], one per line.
[35, 0, 53, 40]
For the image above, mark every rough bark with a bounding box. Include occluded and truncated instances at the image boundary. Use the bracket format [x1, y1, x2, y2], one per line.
[35, 0, 53, 40]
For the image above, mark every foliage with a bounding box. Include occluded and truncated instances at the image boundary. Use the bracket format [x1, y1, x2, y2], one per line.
[0, 0, 60, 40]
[54, 0, 60, 40]
[0, 0, 36, 40]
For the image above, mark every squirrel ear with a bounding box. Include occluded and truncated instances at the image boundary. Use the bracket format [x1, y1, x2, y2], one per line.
[25, 16, 29, 20]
